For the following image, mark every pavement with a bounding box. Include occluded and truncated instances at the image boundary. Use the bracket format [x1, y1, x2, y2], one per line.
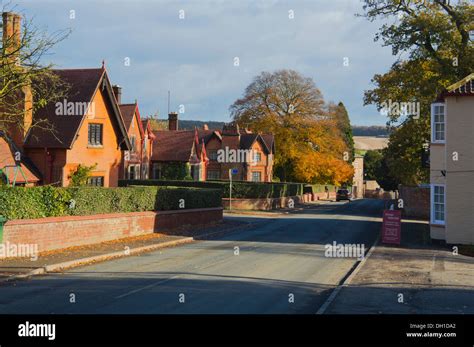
[325, 217, 474, 314]
[0, 199, 384, 314]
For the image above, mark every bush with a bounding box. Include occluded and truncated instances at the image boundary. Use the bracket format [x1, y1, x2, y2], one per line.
[120, 179, 305, 199]
[0, 185, 221, 220]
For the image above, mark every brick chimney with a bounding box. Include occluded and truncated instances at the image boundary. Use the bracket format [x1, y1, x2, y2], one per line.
[2, 12, 32, 149]
[168, 112, 178, 131]
[2, 12, 21, 63]
[112, 85, 122, 104]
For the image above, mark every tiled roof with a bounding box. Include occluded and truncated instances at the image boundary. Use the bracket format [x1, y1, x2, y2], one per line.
[119, 103, 137, 130]
[141, 119, 156, 139]
[439, 73, 474, 99]
[24, 68, 131, 150]
[151, 130, 213, 162]
[240, 133, 274, 154]
[152, 128, 275, 162]
[261, 134, 275, 153]
[0, 132, 40, 183]
[24, 68, 104, 148]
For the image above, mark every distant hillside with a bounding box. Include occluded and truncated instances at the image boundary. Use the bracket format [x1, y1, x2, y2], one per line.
[148, 119, 225, 131]
[352, 125, 389, 137]
[175, 120, 226, 130]
[149, 119, 390, 136]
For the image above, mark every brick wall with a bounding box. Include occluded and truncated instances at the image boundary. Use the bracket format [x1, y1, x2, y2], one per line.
[223, 195, 310, 210]
[399, 185, 430, 220]
[3, 207, 223, 252]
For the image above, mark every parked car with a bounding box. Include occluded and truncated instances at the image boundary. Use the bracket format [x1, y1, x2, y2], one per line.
[336, 189, 351, 202]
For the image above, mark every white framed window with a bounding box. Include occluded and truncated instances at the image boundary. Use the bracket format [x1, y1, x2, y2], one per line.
[251, 171, 261, 182]
[254, 152, 261, 163]
[431, 103, 445, 143]
[128, 164, 140, 180]
[431, 184, 445, 225]
[130, 135, 137, 152]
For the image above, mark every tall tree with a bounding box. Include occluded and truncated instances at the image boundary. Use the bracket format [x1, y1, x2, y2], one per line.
[329, 101, 355, 162]
[361, 0, 474, 185]
[230, 69, 354, 184]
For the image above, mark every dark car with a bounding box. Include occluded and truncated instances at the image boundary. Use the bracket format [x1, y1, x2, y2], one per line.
[336, 189, 351, 202]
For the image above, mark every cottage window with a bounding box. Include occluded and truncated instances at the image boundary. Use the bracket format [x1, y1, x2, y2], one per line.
[88, 123, 103, 146]
[87, 176, 104, 186]
[128, 164, 140, 180]
[251, 171, 261, 182]
[431, 103, 445, 143]
[130, 135, 136, 152]
[431, 184, 445, 225]
[207, 170, 220, 180]
[254, 152, 262, 163]
[152, 163, 161, 179]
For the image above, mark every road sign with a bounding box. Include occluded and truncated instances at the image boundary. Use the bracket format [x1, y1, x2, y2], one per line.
[381, 209, 401, 245]
[231, 168, 238, 175]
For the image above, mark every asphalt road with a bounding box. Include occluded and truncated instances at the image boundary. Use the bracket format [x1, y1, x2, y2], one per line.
[0, 199, 384, 314]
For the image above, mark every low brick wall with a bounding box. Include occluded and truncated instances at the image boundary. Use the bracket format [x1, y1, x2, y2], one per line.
[3, 207, 223, 252]
[223, 195, 307, 210]
[313, 192, 336, 200]
[364, 189, 398, 200]
[399, 185, 430, 220]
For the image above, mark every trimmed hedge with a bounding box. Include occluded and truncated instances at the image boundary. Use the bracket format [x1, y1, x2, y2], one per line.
[0, 185, 222, 220]
[120, 179, 305, 199]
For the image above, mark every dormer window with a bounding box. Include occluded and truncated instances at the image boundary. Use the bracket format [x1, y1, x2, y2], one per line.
[431, 103, 445, 143]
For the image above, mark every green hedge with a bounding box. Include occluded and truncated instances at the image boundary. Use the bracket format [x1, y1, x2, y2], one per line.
[0, 185, 222, 220]
[120, 179, 305, 199]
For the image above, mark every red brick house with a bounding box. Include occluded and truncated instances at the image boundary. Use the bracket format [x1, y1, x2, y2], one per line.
[151, 114, 210, 180]
[151, 113, 275, 182]
[114, 86, 155, 180]
[22, 67, 131, 187]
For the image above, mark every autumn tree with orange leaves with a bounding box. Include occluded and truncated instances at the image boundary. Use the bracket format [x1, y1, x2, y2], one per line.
[230, 69, 354, 185]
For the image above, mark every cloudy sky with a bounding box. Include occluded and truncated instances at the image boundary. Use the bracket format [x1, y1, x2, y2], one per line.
[13, 0, 396, 125]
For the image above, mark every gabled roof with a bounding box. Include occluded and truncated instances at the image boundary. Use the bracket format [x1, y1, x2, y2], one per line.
[119, 104, 137, 130]
[261, 134, 275, 153]
[240, 133, 273, 154]
[152, 127, 275, 163]
[151, 129, 213, 162]
[438, 73, 474, 99]
[141, 119, 156, 139]
[24, 68, 131, 150]
[0, 131, 40, 183]
[120, 102, 145, 138]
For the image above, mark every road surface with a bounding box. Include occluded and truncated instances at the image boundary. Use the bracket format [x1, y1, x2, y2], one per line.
[0, 199, 384, 314]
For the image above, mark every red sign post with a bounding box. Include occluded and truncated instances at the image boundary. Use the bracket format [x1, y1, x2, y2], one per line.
[381, 210, 401, 245]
